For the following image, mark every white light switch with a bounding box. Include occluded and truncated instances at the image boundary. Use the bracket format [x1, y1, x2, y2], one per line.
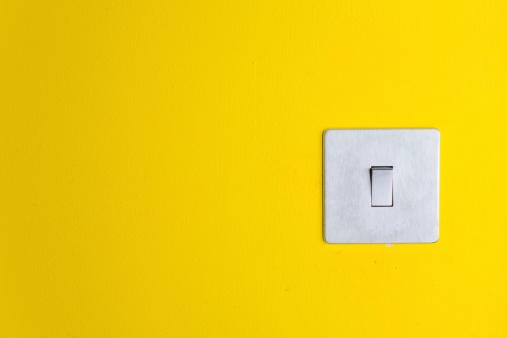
[371, 166, 393, 207]
[324, 129, 440, 244]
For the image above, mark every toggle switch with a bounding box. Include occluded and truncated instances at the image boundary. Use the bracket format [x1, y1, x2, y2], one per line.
[371, 166, 393, 207]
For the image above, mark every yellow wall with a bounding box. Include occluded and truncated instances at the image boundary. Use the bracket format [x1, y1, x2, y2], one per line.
[1, 0, 506, 337]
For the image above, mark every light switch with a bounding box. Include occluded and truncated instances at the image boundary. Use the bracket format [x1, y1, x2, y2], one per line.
[325, 129, 439, 243]
[371, 166, 393, 207]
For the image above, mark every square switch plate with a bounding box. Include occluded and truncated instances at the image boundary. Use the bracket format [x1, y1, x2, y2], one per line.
[324, 129, 440, 244]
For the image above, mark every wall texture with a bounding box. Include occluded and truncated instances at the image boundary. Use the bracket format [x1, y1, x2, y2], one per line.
[1, 0, 506, 336]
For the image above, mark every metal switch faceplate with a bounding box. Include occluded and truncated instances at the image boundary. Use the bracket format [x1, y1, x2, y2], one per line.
[324, 129, 440, 244]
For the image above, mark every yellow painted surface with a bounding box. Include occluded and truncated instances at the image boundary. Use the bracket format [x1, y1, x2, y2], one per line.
[1, 0, 506, 336]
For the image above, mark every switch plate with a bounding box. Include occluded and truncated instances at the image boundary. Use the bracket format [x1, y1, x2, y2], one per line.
[324, 129, 440, 244]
